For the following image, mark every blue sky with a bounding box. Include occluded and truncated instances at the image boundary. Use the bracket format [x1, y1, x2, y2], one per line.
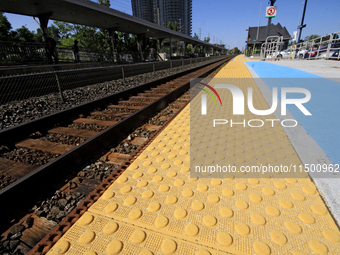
[4, 0, 340, 50]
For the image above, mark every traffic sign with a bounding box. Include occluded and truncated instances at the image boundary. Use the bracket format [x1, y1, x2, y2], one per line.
[293, 31, 298, 41]
[265, 6, 277, 18]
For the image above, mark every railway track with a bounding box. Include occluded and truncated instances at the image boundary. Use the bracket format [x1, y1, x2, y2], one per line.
[0, 56, 234, 254]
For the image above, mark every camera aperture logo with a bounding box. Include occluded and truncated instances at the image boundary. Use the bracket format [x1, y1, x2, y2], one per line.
[198, 82, 223, 110]
[200, 84, 311, 128]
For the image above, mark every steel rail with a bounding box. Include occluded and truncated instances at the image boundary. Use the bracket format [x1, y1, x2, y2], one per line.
[0, 56, 233, 231]
[29, 59, 230, 255]
[0, 56, 229, 146]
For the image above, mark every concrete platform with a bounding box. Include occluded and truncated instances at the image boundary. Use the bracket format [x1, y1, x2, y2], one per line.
[243, 56, 340, 80]
[244, 57, 340, 236]
[244, 60, 340, 166]
[265, 59, 340, 80]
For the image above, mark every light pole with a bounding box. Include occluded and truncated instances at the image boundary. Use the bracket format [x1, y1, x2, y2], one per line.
[298, 2, 304, 28]
[254, 0, 263, 55]
[297, 0, 308, 43]
[256, 0, 263, 42]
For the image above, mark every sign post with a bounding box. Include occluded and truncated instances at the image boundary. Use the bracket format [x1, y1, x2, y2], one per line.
[264, 0, 276, 60]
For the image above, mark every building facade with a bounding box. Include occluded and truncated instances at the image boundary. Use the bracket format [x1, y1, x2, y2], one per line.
[131, 0, 192, 36]
[246, 23, 292, 52]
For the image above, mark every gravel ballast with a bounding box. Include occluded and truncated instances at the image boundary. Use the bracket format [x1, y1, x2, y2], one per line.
[0, 61, 216, 131]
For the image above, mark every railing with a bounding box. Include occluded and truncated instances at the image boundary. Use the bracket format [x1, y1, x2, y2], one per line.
[292, 32, 340, 60]
[0, 55, 228, 105]
[0, 41, 114, 65]
[0, 41, 227, 65]
[58, 46, 113, 63]
[259, 32, 340, 61]
[0, 41, 46, 64]
[260, 36, 284, 61]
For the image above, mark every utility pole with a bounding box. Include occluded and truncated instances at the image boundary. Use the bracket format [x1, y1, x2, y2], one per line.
[297, 0, 308, 43]
[256, 0, 263, 41]
[297, 2, 304, 28]
[199, 28, 201, 40]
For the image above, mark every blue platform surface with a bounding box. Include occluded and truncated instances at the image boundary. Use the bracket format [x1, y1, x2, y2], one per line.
[246, 62, 340, 165]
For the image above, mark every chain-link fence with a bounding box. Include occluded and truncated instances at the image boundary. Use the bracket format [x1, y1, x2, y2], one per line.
[0, 41, 113, 65]
[0, 55, 227, 105]
[0, 41, 227, 65]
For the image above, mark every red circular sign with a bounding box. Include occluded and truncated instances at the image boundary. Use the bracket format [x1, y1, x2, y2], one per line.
[267, 7, 275, 16]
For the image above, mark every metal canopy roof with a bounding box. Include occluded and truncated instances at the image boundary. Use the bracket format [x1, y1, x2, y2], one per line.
[1, 0, 224, 50]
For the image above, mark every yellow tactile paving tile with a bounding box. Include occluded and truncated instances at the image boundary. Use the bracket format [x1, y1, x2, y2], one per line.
[88, 103, 340, 255]
[189, 60, 340, 254]
[48, 212, 229, 255]
[191, 61, 305, 179]
[48, 59, 340, 255]
[87, 109, 249, 254]
[236, 55, 247, 62]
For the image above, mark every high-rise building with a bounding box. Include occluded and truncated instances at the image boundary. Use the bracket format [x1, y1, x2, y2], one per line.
[131, 0, 192, 36]
[131, 0, 155, 23]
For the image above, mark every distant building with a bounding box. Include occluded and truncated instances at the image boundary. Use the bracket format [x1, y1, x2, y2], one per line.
[131, 0, 192, 36]
[131, 0, 155, 23]
[246, 23, 292, 50]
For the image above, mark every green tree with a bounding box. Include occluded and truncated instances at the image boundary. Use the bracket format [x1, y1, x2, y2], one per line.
[0, 13, 12, 41]
[111, 31, 138, 52]
[0, 13, 43, 42]
[34, 25, 60, 43]
[304, 34, 320, 41]
[49, 0, 112, 50]
[98, 0, 110, 6]
[233, 47, 240, 54]
[193, 33, 199, 39]
[48, 25, 61, 43]
[53, 21, 73, 40]
[187, 44, 193, 53]
[12, 26, 36, 42]
[97, 0, 110, 48]
[204, 37, 210, 43]
[167, 21, 177, 32]
[304, 34, 321, 46]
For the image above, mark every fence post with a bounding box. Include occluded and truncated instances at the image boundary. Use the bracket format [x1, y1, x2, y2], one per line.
[121, 66, 125, 84]
[55, 72, 64, 102]
[326, 34, 333, 59]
